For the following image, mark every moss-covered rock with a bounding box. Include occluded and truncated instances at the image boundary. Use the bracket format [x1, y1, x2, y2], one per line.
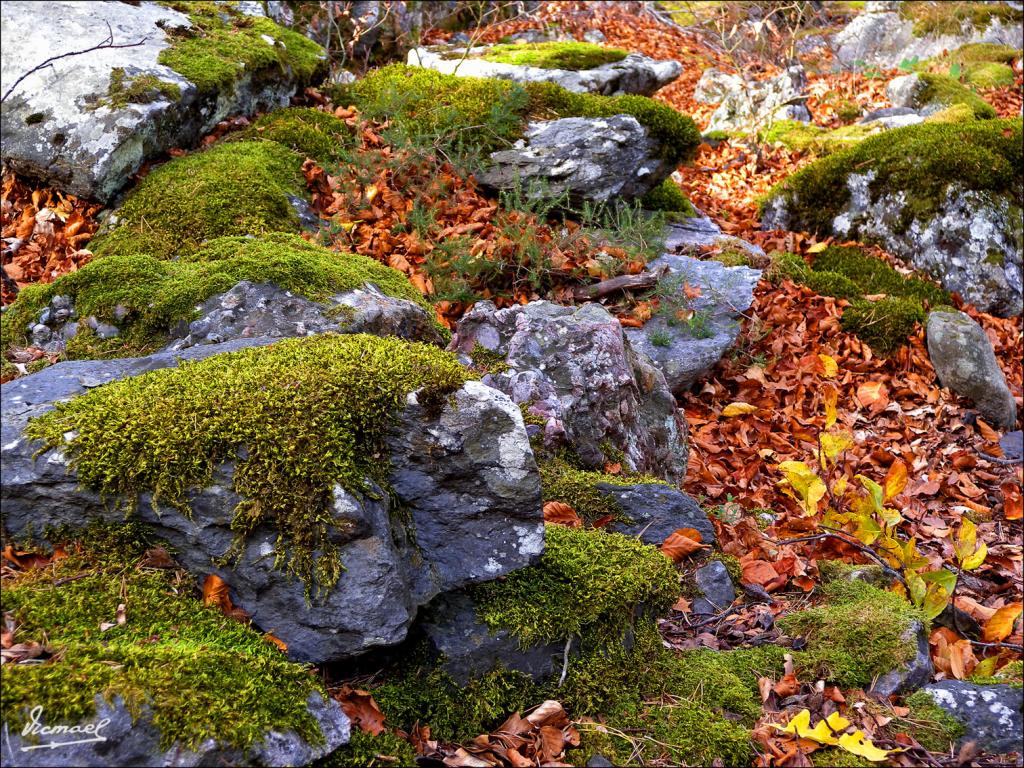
[22, 334, 471, 593]
[230, 107, 355, 165]
[762, 120, 892, 156]
[639, 177, 696, 216]
[900, 1, 1023, 38]
[477, 41, 628, 70]
[537, 454, 668, 526]
[101, 67, 182, 109]
[902, 691, 968, 751]
[0, 523, 338, 757]
[914, 72, 998, 118]
[1, 234, 430, 360]
[331, 64, 700, 165]
[90, 141, 308, 261]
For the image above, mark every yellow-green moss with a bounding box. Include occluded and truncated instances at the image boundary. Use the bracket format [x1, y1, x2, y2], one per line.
[332, 64, 700, 164]
[901, 1, 1023, 38]
[0, 522, 324, 752]
[965, 61, 1016, 87]
[813, 246, 950, 306]
[916, 73, 997, 119]
[639, 178, 697, 217]
[762, 120, 884, 156]
[968, 659, 1024, 687]
[924, 103, 977, 123]
[761, 118, 1023, 237]
[780, 579, 924, 689]
[157, 1, 325, 92]
[1, 234, 429, 360]
[318, 729, 418, 767]
[471, 525, 680, 646]
[89, 141, 307, 261]
[477, 41, 628, 70]
[537, 454, 668, 525]
[900, 691, 968, 752]
[231, 107, 355, 165]
[24, 335, 471, 594]
[100, 67, 181, 109]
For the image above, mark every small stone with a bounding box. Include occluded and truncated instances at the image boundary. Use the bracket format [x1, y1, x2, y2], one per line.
[38, 308, 52, 325]
[30, 324, 52, 344]
[692, 560, 736, 616]
[869, 620, 932, 697]
[112, 304, 130, 322]
[94, 322, 120, 340]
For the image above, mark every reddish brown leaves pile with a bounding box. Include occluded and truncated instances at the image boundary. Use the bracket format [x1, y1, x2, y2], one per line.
[1, 172, 99, 305]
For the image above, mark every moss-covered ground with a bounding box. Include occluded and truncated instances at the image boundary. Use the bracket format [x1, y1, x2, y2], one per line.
[23, 335, 471, 594]
[760, 117, 1023, 238]
[475, 41, 629, 70]
[899, 1, 1023, 38]
[230, 107, 356, 166]
[915, 73, 997, 119]
[1, 522, 325, 752]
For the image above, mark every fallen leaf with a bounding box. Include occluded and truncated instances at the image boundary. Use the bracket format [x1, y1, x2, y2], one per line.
[722, 402, 759, 417]
[335, 685, 386, 736]
[982, 603, 1023, 643]
[543, 502, 582, 528]
[661, 528, 709, 562]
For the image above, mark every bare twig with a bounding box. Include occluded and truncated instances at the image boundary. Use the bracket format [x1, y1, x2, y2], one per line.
[1, 21, 147, 104]
[766, 530, 908, 587]
[572, 270, 663, 301]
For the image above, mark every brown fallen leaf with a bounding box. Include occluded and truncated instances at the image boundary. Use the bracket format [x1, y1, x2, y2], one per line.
[334, 685, 387, 736]
[660, 527, 709, 562]
[543, 502, 582, 528]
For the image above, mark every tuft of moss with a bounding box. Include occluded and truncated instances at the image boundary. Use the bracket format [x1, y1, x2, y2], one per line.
[812, 246, 950, 306]
[316, 729, 418, 767]
[639, 178, 696, 216]
[915, 73, 997, 119]
[537, 454, 668, 525]
[780, 579, 924, 689]
[2, 234, 430, 359]
[968, 659, 1024, 687]
[333, 64, 701, 165]
[23, 335, 471, 595]
[89, 141, 307, 261]
[901, 691, 968, 752]
[924, 103, 977, 124]
[1, 523, 325, 752]
[471, 525, 680, 646]
[230, 107, 355, 165]
[101, 67, 181, 109]
[900, 1, 1023, 38]
[841, 297, 927, 355]
[762, 120, 884, 156]
[964, 61, 1016, 87]
[477, 41, 629, 70]
[760, 118, 1022, 237]
[157, 1, 325, 92]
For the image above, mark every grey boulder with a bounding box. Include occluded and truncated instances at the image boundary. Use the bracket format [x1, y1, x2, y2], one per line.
[927, 311, 1017, 430]
[0, 693, 348, 768]
[409, 47, 681, 96]
[0, 1, 324, 203]
[449, 300, 688, 483]
[921, 681, 1023, 755]
[1, 343, 544, 663]
[692, 560, 737, 616]
[704, 65, 811, 134]
[596, 483, 716, 547]
[476, 115, 675, 206]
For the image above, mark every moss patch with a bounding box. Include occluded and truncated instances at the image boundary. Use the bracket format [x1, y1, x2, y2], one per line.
[477, 41, 628, 70]
[101, 67, 181, 109]
[901, 691, 967, 752]
[760, 117, 1023, 238]
[471, 524, 680, 646]
[24, 335, 471, 594]
[538, 454, 668, 525]
[1, 233, 429, 360]
[316, 729, 418, 767]
[915, 73, 997, 119]
[780, 579, 924, 689]
[157, 1, 324, 92]
[332, 64, 700, 165]
[89, 141, 307, 261]
[230, 107, 355, 165]
[639, 178, 696, 217]
[1, 522, 324, 752]
[900, 1, 1023, 38]
[762, 120, 883, 156]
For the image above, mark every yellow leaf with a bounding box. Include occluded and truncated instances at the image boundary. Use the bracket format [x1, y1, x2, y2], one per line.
[883, 459, 908, 502]
[823, 385, 838, 428]
[972, 656, 999, 678]
[772, 708, 811, 737]
[960, 542, 987, 571]
[807, 242, 829, 254]
[818, 353, 838, 378]
[722, 402, 759, 417]
[955, 518, 977, 556]
[820, 431, 854, 463]
[778, 461, 827, 516]
[923, 583, 951, 621]
[838, 731, 891, 762]
[773, 710, 852, 746]
[364, 184, 379, 203]
[982, 603, 1023, 643]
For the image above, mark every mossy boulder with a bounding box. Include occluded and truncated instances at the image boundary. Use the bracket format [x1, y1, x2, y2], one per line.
[0, 524, 349, 763]
[886, 72, 997, 118]
[761, 118, 1023, 316]
[1, 233, 437, 362]
[475, 41, 629, 70]
[229, 106, 356, 165]
[1, 334, 546, 663]
[0, 1, 325, 202]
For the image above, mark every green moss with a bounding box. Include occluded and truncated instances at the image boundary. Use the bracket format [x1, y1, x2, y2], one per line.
[842, 297, 926, 354]
[537, 455, 668, 526]
[901, 1, 1023, 38]
[468, 342, 511, 374]
[317, 729, 418, 767]
[967, 61, 1016, 87]
[761, 118, 1023, 237]
[231, 107, 354, 165]
[916, 73, 997, 119]
[639, 178, 696, 216]
[1, 523, 324, 752]
[968, 659, 1024, 687]
[924, 103, 977, 123]
[945, 43, 1022, 65]
[89, 141, 307, 261]
[780, 579, 924, 689]
[157, 1, 324, 92]
[808, 750, 877, 767]
[761, 120, 884, 156]
[478, 41, 628, 70]
[472, 525, 680, 646]
[813, 246, 950, 306]
[803, 271, 863, 302]
[334, 64, 700, 165]
[101, 67, 181, 109]
[903, 691, 967, 751]
[708, 245, 752, 267]
[763, 120, 826, 151]
[2, 234, 428, 359]
[23, 335, 471, 594]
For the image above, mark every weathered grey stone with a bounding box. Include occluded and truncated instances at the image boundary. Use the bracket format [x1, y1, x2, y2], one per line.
[692, 560, 737, 616]
[409, 47, 681, 96]
[869, 620, 933, 698]
[595, 483, 716, 547]
[0, 692, 348, 767]
[449, 300, 688, 483]
[833, 8, 1023, 69]
[922, 681, 1023, 754]
[1, 345, 544, 663]
[693, 68, 743, 105]
[476, 115, 675, 206]
[1001, 430, 1023, 462]
[704, 65, 811, 134]
[860, 105, 925, 129]
[762, 178, 1023, 317]
[927, 311, 1017, 429]
[0, 1, 324, 202]
[624, 251, 761, 395]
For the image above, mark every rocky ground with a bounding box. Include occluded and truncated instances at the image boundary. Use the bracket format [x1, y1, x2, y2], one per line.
[0, 1, 1021, 767]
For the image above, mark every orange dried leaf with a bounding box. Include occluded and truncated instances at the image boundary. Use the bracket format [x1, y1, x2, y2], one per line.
[660, 528, 708, 562]
[982, 603, 1023, 643]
